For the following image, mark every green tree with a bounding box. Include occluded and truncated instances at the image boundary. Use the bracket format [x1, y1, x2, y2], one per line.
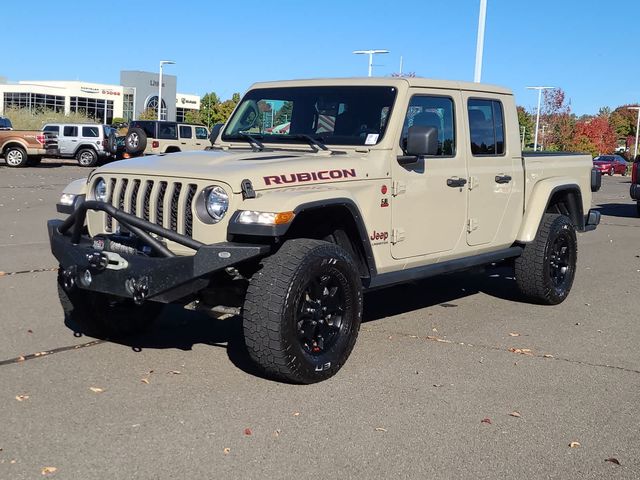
[198, 92, 221, 128]
[211, 99, 239, 125]
[516, 106, 534, 150]
[138, 108, 157, 120]
[184, 109, 203, 125]
[274, 101, 293, 126]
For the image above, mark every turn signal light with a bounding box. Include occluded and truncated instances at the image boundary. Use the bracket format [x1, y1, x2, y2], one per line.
[274, 211, 295, 224]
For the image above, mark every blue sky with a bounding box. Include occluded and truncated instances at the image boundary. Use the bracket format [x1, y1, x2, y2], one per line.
[1, 0, 637, 114]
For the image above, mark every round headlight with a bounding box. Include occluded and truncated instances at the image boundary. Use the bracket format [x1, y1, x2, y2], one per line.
[206, 186, 229, 222]
[94, 178, 107, 202]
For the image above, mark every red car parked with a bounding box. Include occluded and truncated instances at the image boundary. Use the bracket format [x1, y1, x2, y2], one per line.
[593, 155, 628, 176]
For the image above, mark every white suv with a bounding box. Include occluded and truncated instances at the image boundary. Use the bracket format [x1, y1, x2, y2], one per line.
[43, 123, 116, 167]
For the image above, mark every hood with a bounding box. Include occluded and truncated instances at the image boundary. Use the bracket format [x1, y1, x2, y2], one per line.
[95, 149, 373, 193]
[593, 160, 612, 164]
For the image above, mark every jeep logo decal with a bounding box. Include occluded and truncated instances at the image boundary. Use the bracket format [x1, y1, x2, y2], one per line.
[263, 169, 356, 185]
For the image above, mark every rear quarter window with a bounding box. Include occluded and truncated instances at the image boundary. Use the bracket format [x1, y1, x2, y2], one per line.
[82, 126, 99, 138]
[158, 123, 177, 140]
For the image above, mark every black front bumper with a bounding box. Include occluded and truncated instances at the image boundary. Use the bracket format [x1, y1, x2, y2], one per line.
[49, 201, 269, 303]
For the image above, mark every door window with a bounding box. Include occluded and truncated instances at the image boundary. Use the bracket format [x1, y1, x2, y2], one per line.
[179, 125, 193, 139]
[195, 127, 208, 139]
[400, 96, 455, 156]
[63, 126, 78, 137]
[467, 99, 505, 155]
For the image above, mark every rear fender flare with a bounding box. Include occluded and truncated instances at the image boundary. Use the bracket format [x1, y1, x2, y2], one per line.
[517, 180, 583, 242]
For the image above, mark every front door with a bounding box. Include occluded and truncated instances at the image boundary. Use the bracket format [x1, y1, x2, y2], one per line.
[463, 95, 520, 246]
[391, 91, 467, 260]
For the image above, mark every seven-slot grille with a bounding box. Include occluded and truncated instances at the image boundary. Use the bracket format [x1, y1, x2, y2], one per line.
[100, 177, 198, 237]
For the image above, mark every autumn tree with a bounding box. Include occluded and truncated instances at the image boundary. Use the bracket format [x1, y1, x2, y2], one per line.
[571, 117, 617, 156]
[540, 88, 575, 151]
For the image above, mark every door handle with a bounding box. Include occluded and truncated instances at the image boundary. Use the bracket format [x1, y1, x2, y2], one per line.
[447, 177, 467, 188]
[495, 174, 512, 184]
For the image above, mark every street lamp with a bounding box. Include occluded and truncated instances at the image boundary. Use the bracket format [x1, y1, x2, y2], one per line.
[474, 0, 488, 82]
[627, 106, 640, 160]
[158, 60, 175, 121]
[352, 50, 389, 77]
[526, 86, 554, 151]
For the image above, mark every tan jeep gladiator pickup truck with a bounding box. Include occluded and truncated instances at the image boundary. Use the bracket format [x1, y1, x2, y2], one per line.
[1, 130, 58, 167]
[49, 77, 601, 383]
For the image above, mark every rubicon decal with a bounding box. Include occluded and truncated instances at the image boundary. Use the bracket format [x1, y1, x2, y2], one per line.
[263, 169, 356, 185]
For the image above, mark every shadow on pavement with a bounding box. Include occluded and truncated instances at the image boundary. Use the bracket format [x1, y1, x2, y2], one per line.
[594, 202, 638, 219]
[63, 264, 521, 379]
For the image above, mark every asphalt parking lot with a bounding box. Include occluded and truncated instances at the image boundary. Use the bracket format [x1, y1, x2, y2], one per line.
[1, 159, 639, 479]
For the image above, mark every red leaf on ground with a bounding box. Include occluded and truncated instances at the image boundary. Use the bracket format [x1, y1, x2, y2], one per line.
[605, 458, 620, 465]
[481, 418, 492, 424]
[244, 428, 252, 436]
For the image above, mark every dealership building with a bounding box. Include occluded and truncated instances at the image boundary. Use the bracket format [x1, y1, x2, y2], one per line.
[0, 70, 201, 124]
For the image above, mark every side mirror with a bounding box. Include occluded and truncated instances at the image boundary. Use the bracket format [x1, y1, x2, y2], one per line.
[209, 123, 224, 144]
[398, 125, 439, 166]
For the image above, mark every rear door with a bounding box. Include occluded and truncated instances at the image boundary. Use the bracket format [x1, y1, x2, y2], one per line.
[179, 125, 192, 148]
[463, 94, 523, 247]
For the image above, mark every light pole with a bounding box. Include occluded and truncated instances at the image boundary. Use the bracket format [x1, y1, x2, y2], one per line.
[526, 86, 554, 151]
[474, 0, 487, 82]
[158, 60, 175, 121]
[352, 50, 389, 77]
[627, 106, 640, 159]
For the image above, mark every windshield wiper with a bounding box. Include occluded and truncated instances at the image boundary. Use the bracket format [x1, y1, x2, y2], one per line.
[238, 132, 264, 151]
[292, 134, 328, 151]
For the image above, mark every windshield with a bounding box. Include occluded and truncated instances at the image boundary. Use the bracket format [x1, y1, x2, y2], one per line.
[222, 86, 397, 146]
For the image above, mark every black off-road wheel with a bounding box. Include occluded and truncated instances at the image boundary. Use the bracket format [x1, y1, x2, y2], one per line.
[514, 214, 577, 305]
[57, 270, 162, 338]
[243, 239, 363, 384]
[76, 148, 98, 167]
[4, 146, 28, 167]
[125, 127, 147, 156]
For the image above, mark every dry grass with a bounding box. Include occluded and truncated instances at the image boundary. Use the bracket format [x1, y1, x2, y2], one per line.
[5, 107, 95, 130]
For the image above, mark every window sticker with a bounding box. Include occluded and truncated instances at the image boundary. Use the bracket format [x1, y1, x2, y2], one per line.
[365, 133, 379, 145]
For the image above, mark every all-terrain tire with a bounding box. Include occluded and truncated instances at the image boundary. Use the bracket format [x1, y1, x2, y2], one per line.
[125, 127, 147, 155]
[243, 239, 363, 384]
[57, 269, 162, 338]
[107, 131, 118, 155]
[514, 214, 577, 305]
[76, 148, 98, 167]
[4, 146, 28, 167]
